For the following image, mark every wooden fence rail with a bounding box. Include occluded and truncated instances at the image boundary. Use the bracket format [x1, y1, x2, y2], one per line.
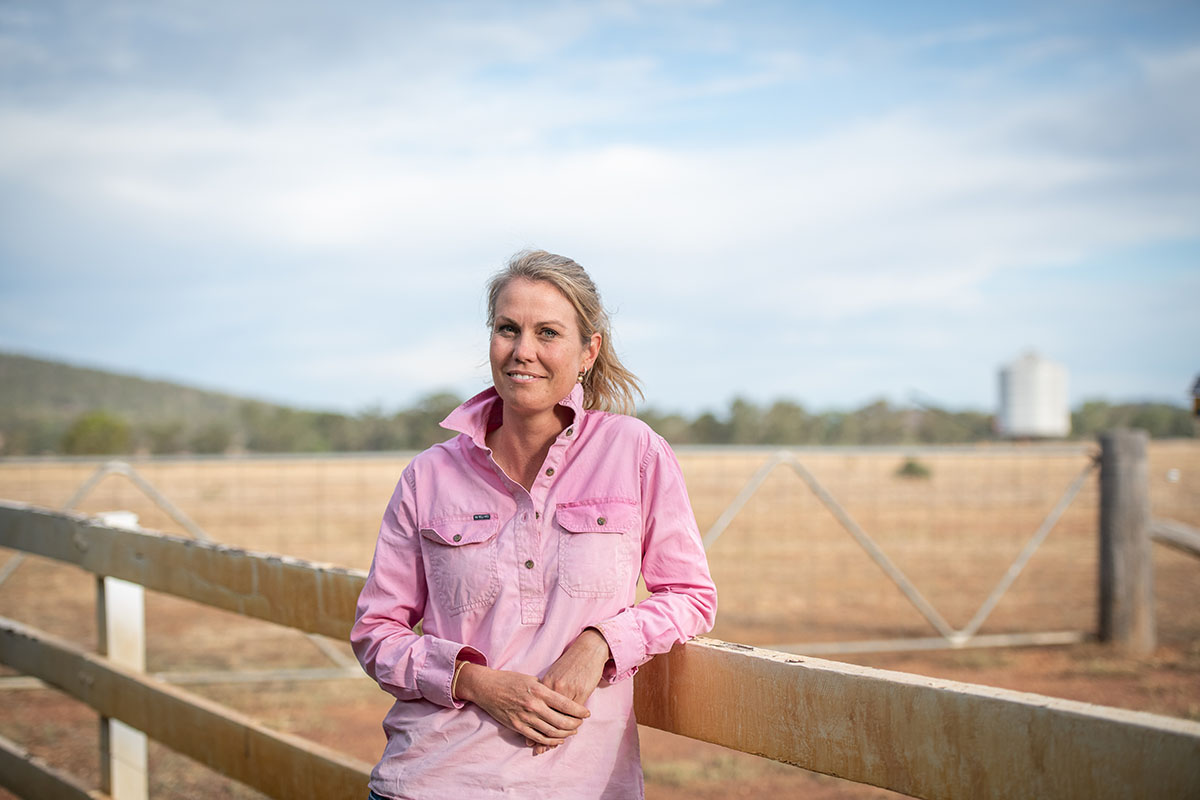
[0, 616, 371, 800]
[1151, 518, 1200, 559]
[634, 639, 1200, 799]
[0, 502, 362, 640]
[0, 731, 110, 800]
[2, 499, 1200, 799]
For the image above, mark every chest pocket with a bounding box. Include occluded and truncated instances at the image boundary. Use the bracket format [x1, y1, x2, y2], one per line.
[420, 514, 500, 615]
[555, 499, 638, 598]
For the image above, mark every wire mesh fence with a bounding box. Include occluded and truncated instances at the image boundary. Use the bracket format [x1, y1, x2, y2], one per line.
[0, 441, 1196, 650]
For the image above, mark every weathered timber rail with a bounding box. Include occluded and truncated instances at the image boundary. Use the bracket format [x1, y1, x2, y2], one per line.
[0, 730, 107, 800]
[635, 640, 1200, 799]
[0, 616, 368, 800]
[2, 500, 1199, 799]
[1152, 518, 1200, 559]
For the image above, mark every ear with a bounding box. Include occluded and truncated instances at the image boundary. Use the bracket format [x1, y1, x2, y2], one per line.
[583, 332, 601, 371]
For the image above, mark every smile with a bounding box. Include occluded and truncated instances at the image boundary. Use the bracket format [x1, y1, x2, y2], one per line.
[507, 372, 543, 382]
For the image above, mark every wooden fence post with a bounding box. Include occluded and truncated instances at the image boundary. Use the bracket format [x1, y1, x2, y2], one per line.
[96, 511, 149, 800]
[1098, 429, 1156, 655]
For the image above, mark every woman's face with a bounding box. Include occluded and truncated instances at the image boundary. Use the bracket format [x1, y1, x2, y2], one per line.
[490, 278, 600, 422]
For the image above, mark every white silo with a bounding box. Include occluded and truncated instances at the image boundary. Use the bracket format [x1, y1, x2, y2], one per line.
[997, 351, 1070, 438]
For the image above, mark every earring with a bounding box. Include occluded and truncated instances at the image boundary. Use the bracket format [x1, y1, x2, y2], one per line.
[577, 369, 586, 383]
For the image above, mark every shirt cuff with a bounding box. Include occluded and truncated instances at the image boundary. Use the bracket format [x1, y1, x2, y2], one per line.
[592, 612, 645, 684]
[416, 637, 487, 709]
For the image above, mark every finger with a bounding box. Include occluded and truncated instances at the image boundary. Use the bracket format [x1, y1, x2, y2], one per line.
[520, 725, 572, 747]
[539, 677, 586, 705]
[523, 713, 578, 741]
[521, 691, 587, 733]
[538, 687, 591, 720]
[543, 706, 586, 732]
[545, 685, 592, 711]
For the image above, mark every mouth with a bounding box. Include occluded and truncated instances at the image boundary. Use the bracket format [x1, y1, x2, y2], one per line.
[506, 371, 544, 383]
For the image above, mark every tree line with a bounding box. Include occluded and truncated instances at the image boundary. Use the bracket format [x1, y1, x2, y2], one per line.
[3, 395, 1193, 456]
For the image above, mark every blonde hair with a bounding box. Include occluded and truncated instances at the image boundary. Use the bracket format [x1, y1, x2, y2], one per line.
[486, 250, 643, 415]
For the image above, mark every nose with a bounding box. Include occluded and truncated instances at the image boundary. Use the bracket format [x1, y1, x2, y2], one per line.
[513, 332, 536, 363]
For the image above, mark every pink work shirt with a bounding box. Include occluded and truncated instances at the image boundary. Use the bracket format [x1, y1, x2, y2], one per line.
[352, 384, 717, 800]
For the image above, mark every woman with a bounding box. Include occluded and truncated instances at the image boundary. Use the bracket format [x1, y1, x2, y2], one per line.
[352, 250, 717, 799]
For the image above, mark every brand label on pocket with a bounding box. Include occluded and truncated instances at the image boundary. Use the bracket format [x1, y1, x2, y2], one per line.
[473, 513, 491, 521]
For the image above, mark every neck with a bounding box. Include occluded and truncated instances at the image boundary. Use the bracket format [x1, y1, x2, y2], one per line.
[487, 403, 574, 491]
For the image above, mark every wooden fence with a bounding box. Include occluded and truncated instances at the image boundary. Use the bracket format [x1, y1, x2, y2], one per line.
[1, 503, 1198, 799]
[1, 430, 1199, 799]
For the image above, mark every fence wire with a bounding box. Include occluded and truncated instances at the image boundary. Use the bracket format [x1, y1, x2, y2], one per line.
[0, 442, 1197, 652]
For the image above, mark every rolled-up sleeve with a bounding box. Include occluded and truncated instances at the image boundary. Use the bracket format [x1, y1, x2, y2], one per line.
[594, 434, 717, 682]
[350, 467, 487, 708]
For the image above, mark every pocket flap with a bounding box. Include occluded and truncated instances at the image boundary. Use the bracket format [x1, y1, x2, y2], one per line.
[555, 500, 638, 534]
[420, 514, 500, 546]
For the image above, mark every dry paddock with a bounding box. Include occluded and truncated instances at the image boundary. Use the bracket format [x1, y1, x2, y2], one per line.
[1, 442, 1197, 799]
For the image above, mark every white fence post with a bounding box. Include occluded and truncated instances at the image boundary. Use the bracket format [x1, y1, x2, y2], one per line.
[95, 511, 149, 800]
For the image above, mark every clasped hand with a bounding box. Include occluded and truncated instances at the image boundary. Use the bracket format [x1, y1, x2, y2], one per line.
[455, 629, 610, 756]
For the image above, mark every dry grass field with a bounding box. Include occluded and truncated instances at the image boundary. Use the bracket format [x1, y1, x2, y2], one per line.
[1, 441, 1197, 799]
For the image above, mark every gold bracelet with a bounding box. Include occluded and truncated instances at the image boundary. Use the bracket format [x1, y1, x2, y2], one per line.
[451, 659, 468, 701]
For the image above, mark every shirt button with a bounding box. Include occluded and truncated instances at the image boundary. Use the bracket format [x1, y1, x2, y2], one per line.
[535, 511, 540, 519]
[565, 427, 574, 436]
[524, 559, 535, 569]
[453, 534, 462, 542]
[597, 517, 606, 526]
[545, 467, 555, 477]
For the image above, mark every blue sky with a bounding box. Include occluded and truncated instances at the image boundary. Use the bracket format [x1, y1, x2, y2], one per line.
[1, 1, 1197, 415]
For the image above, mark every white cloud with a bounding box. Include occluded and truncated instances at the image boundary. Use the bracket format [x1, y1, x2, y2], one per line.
[1, 3, 1196, 411]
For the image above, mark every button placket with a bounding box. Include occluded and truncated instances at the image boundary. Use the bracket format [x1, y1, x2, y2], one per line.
[518, 443, 564, 624]
[540, 434, 571, 484]
[515, 492, 545, 625]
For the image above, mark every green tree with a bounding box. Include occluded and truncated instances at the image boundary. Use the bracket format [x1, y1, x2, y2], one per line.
[761, 400, 813, 444]
[190, 423, 233, 454]
[1127, 404, 1194, 437]
[1071, 401, 1194, 439]
[242, 403, 329, 452]
[691, 411, 730, 444]
[0, 415, 65, 455]
[638, 409, 694, 444]
[1071, 400, 1112, 437]
[728, 397, 764, 444]
[143, 420, 186, 454]
[818, 411, 854, 444]
[357, 407, 409, 451]
[853, 399, 906, 444]
[314, 412, 361, 451]
[397, 392, 463, 450]
[61, 411, 132, 454]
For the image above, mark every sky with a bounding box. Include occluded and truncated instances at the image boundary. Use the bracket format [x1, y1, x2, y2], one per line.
[1, 0, 1197, 416]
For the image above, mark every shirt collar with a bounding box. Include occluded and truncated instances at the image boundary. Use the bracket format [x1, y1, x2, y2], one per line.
[440, 383, 585, 449]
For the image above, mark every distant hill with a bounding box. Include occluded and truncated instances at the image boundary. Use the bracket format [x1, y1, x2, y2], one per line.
[0, 351, 261, 425]
[0, 351, 461, 455]
[0, 351, 1191, 456]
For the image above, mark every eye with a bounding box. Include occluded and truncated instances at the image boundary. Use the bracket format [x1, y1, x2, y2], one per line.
[495, 323, 518, 336]
[540, 327, 560, 338]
